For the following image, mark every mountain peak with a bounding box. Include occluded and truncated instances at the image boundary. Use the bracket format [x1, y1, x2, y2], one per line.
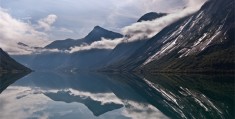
[137, 12, 167, 22]
[84, 26, 123, 43]
[94, 25, 103, 29]
[92, 26, 107, 32]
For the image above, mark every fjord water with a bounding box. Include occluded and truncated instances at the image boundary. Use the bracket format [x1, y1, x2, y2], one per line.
[0, 72, 234, 119]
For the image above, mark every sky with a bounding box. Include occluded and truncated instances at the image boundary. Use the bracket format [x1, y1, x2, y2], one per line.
[0, 0, 206, 54]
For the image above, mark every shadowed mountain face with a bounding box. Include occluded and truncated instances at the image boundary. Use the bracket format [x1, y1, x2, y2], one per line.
[0, 72, 234, 119]
[103, 0, 235, 73]
[0, 48, 31, 73]
[100, 12, 167, 68]
[45, 26, 123, 50]
[140, 0, 235, 73]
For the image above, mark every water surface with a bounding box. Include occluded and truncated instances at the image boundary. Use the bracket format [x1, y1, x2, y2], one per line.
[0, 72, 234, 119]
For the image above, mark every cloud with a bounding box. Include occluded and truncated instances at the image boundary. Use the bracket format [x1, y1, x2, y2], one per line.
[69, 38, 124, 53]
[69, 0, 207, 53]
[37, 14, 58, 31]
[0, 8, 52, 55]
[122, 0, 207, 42]
[105, 0, 185, 31]
[1, 0, 186, 40]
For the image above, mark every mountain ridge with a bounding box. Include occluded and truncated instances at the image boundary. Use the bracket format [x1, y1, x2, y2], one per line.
[45, 26, 123, 50]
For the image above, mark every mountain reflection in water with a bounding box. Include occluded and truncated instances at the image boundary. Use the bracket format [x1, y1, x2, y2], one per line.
[0, 72, 234, 119]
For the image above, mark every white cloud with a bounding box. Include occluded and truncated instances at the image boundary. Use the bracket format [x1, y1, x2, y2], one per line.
[37, 14, 58, 31]
[122, 0, 207, 42]
[0, 8, 58, 55]
[69, 38, 123, 53]
[0, 8, 51, 55]
[105, 0, 184, 31]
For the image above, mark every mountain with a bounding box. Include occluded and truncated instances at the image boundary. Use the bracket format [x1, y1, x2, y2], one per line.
[140, 0, 235, 73]
[137, 12, 167, 22]
[0, 48, 31, 73]
[45, 26, 123, 50]
[101, 12, 167, 68]
[102, 0, 235, 73]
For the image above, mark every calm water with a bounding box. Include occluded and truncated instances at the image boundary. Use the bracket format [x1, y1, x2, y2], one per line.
[0, 72, 234, 119]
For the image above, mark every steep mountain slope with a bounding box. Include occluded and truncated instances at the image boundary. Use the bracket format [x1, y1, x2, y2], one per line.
[141, 0, 235, 73]
[0, 48, 31, 73]
[102, 12, 167, 67]
[103, 0, 235, 73]
[45, 26, 123, 50]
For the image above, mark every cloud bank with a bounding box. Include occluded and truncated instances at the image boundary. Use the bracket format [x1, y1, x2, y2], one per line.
[69, 0, 207, 53]
[0, 8, 57, 55]
[69, 38, 124, 53]
[122, 0, 207, 41]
